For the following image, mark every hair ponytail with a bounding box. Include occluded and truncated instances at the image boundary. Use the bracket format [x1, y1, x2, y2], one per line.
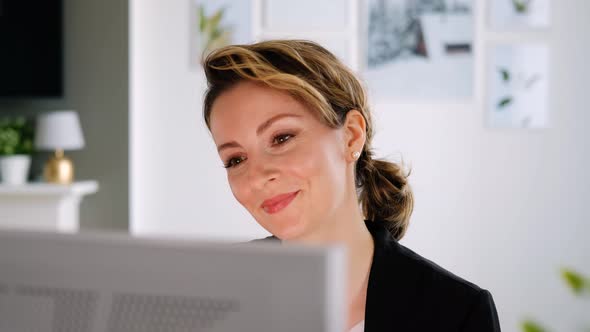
[356, 148, 414, 240]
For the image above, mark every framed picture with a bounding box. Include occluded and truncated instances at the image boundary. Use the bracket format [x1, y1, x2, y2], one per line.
[486, 44, 549, 129]
[190, 0, 255, 68]
[363, 0, 474, 101]
[489, 0, 550, 30]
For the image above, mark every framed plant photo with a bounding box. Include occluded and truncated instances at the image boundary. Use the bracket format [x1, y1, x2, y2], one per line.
[362, 0, 475, 101]
[190, 0, 255, 68]
[489, 0, 550, 30]
[486, 44, 550, 129]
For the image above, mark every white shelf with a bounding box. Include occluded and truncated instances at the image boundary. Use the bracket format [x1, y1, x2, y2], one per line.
[0, 180, 99, 233]
[0, 180, 98, 196]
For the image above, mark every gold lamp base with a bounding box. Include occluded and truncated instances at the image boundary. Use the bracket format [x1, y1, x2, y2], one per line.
[44, 149, 75, 184]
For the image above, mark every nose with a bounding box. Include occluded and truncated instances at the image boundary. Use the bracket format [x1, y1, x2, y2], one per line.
[248, 153, 279, 190]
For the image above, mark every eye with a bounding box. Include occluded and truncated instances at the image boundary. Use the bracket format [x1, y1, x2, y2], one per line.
[223, 156, 246, 169]
[272, 133, 295, 146]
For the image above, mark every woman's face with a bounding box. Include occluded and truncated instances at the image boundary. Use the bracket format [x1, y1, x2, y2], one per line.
[209, 81, 351, 240]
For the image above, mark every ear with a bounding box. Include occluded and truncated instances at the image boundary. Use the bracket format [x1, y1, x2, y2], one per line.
[343, 110, 366, 162]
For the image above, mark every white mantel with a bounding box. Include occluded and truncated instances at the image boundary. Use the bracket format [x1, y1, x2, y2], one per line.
[0, 181, 98, 232]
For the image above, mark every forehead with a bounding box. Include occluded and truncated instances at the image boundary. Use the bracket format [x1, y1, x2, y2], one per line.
[209, 81, 310, 139]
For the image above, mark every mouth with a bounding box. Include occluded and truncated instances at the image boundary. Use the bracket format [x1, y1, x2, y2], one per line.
[261, 190, 300, 214]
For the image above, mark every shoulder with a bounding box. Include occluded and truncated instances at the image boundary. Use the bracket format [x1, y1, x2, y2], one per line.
[365, 220, 501, 331]
[393, 238, 483, 295]
[366, 220, 483, 295]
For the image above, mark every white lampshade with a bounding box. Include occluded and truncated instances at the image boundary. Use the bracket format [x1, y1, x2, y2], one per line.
[35, 111, 85, 151]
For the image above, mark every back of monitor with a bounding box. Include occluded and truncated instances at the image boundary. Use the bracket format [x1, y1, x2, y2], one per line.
[0, 230, 346, 332]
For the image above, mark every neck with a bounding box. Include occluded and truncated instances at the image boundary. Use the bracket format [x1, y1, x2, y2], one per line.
[285, 197, 374, 329]
[343, 215, 374, 329]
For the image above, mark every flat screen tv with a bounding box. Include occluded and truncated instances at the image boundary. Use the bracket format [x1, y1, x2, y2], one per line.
[0, 0, 63, 97]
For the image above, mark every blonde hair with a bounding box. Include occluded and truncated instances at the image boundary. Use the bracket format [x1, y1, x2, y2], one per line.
[202, 39, 413, 240]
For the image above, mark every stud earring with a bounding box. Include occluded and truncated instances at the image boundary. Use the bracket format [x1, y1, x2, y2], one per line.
[352, 151, 361, 160]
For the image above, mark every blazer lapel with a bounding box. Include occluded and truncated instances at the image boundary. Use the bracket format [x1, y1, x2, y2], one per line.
[364, 221, 421, 331]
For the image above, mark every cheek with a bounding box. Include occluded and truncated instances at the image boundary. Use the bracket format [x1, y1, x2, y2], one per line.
[294, 139, 346, 191]
[277, 141, 326, 184]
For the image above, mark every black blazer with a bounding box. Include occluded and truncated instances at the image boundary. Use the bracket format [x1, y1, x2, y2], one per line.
[252, 220, 501, 331]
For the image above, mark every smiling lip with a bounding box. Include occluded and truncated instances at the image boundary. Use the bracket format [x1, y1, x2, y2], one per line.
[261, 191, 300, 214]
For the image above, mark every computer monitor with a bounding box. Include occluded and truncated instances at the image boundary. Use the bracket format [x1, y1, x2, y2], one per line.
[0, 230, 346, 332]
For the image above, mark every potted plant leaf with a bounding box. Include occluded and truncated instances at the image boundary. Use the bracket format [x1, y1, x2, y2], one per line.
[197, 4, 233, 60]
[0, 116, 35, 185]
[521, 268, 590, 332]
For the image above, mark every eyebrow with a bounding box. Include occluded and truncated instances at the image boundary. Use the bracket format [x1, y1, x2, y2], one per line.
[217, 113, 301, 153]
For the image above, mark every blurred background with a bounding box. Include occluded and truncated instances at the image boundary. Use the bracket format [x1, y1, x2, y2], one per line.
[0, 0, 588, 331]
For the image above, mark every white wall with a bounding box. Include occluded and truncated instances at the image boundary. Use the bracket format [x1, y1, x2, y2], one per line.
[130, 1, 590, 331]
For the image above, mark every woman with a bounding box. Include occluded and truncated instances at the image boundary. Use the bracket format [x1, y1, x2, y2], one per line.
[202, 39, 501, 332]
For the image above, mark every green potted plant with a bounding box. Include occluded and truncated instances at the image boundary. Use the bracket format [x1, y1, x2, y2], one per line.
[0, 116, 35, 185]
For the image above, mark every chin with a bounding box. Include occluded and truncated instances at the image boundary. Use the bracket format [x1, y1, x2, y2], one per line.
[261, 214, 309, 241]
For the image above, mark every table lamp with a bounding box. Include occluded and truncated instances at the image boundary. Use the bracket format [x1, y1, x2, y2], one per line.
[35, 111, 85, 184]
